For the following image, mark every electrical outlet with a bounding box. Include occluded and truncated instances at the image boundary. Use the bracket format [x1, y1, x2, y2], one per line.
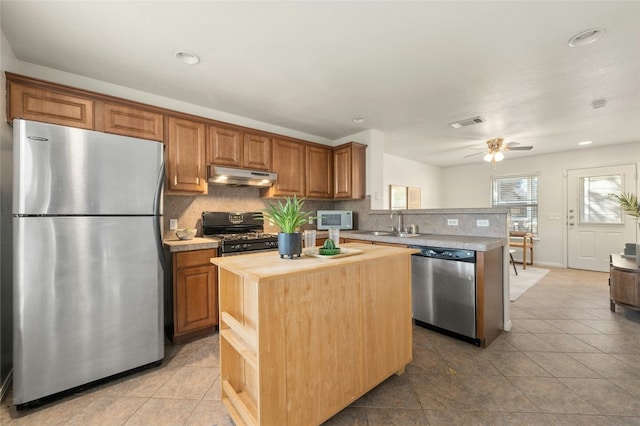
[169, 219, 178, 230]
[476, 219, 489, 227]
[447, 218, 458, 226]
[308, 217, 314, 225]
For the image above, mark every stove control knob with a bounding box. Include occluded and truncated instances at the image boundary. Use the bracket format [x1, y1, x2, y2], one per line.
[243, 244, 249, 249]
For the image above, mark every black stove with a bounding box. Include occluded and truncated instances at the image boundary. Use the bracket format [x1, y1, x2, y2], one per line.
[202, 211, 278, 255]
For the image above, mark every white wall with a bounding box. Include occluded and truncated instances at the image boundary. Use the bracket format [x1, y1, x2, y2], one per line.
[441, 143, 640, 267]
[383, 153, 443, 209]
[0, 26, 19, 398]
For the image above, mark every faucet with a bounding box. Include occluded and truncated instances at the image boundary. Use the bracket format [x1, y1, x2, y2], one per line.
[390, 210, 403, 234]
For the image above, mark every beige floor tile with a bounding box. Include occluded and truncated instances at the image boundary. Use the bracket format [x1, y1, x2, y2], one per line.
[65, 396, 147, 425]
[485, 351, 551, 377]
[366, 407, 429, 425]
[322, 406, 367, 425]
[409, 373, 481, 411]
[524, 351, 601, 378]
[90, 366, 179, 398]
[560, 378, 640, 416]
[483, 411, 554, 425]
[504, 333, 560, 352]
[153, 366, 219, 400]
[362, 374, 421, 409]
[544, 319, 602, 334]
[507, 376, 599, 414]
[423, 409, 493, 425]
[184, 399, 234, 426]
[515, 319, 564, 333]
[544, 413, 614, 425]
[458, 375, 539, 413]
[124, 397, 199, 425]
[567, 353, 640, 379]
[5, 394, 93, 425]
[533, 333, 601, 353]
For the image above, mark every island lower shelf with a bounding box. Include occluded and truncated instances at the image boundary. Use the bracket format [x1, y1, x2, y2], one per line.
[212, 243, 416, 426]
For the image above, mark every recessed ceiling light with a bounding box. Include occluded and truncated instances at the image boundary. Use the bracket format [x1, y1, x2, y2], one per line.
[568, 28, 605, 47]
[578, 140, 593, 146]
[352, 117, 366, 124]
[175, 50, 200, 65]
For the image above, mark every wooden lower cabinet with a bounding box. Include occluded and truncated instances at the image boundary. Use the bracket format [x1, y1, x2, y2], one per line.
[214, 244, 413, 425]
[168, 249, 218, 343]
[610, 254, 640, 312]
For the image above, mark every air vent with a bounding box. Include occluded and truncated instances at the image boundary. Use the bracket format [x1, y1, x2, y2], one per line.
[449, 116, 486, 129]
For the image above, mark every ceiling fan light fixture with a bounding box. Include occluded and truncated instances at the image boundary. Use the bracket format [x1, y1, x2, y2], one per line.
[494, 151, 504, 162]
[483, 153, 493, 162]
[568, 28, 605, 47]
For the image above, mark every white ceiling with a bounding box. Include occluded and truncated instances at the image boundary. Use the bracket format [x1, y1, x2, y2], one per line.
[2, 1, 639, 167]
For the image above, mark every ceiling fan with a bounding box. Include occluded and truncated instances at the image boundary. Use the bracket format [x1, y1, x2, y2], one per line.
[465, 138, 533, 167]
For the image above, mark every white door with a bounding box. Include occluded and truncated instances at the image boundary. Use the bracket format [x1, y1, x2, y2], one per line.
[567, 164, 637, 272]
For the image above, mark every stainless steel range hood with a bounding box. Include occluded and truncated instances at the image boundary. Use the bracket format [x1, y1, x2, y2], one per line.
[207, 165, 277, 187]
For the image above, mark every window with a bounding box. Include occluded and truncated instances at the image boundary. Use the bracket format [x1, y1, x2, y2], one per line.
[579, 174, 623, 224]
[491, 175, 538, 235]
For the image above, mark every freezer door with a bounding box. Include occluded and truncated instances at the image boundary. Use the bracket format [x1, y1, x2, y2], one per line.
[13, 119, 164, 215]
[13, 216, 164, 405]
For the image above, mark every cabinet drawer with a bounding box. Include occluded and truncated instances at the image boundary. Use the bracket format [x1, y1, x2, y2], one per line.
[175, 249, 218, 269]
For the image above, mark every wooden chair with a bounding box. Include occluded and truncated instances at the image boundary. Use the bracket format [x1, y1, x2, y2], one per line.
[509, 231, 534, 269]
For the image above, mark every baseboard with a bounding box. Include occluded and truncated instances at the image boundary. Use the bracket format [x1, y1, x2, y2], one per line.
[0, 370, 12, 402]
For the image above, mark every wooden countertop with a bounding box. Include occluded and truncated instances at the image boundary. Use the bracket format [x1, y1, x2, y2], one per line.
[211, 242, 418, 280]
[611, 253, 640, 272]
[163, 237, 219, 252]
[341, 231, 506, 251]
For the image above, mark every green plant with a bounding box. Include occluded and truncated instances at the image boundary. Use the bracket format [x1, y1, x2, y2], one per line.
[610, 192, 640, 218]
[259, 196, 313, 233]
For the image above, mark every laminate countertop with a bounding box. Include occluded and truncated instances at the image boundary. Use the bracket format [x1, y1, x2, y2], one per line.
[341, 231, 506, 251]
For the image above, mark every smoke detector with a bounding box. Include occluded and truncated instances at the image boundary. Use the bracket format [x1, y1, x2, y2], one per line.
[449, 116, 486, 129]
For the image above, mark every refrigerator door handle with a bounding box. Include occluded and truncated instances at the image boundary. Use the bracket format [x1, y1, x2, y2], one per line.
[154, 162, 166, 271]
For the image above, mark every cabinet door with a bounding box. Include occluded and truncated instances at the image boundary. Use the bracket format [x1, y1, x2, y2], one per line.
[208, 126, 243, 167]
[267, 138, 306, 197]
[243, 133, 271, 170]
[175, 264, 218, 335]
[95, 102, 164, 141]
[334, 142, 366, 199]
[610, 268, 640, 307]
[306, 145, 333, 198]
[9, 82, 94, 129]
[166, 117, 207, 193]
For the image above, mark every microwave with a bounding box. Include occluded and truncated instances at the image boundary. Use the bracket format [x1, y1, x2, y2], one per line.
[317, 210, 353, 230]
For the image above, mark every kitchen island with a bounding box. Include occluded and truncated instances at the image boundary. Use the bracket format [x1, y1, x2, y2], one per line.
[211, 243, 416, 426]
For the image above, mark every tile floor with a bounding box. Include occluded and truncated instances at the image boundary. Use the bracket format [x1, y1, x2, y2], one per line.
[2, 267, 640, 425]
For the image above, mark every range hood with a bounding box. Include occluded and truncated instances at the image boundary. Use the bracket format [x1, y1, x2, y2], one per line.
[208, 165, 277, 187]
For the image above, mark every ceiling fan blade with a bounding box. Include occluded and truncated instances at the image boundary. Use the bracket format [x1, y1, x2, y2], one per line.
[504, 141, 520, 148]
[464, 151, 486, 158]
[507, 146, 533, 151]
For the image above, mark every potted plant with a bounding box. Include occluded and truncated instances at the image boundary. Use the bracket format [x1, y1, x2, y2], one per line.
[259, 196, 313, 259]
[610, 192, 640, 264]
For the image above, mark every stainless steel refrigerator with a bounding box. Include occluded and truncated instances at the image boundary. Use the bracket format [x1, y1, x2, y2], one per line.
[12, 119, 165, 406]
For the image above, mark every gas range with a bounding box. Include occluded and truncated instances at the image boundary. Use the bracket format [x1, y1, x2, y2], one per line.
[202, 211, 278, 256]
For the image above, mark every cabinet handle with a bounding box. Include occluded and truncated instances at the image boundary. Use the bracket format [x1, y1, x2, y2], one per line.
[196, 177, 200, 185]
[174, 175, 177, 186]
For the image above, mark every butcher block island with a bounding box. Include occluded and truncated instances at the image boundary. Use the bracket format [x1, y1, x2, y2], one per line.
[211, 243, 417, 426]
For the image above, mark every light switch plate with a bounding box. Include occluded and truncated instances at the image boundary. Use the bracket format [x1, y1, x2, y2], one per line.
[447, 218, 458, 226]
[476, 219, 489, 227]
[169, 219, 178, 230]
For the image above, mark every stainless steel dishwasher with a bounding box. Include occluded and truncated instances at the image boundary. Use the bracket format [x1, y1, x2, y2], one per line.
[410, 246, 479, 345]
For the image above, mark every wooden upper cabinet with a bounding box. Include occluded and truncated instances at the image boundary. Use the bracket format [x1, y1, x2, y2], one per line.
[94, 102, 163, 141]
[207, 126, 243, 167]
[334, 142, 367, 199]
[263, 138, 306, 197]
[8, 81, 94, 129]
[166, 117, 207, 194]
[243, 133, 271, 170]
[306, 145, 333, 199]
[208, 127, 271, 171]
